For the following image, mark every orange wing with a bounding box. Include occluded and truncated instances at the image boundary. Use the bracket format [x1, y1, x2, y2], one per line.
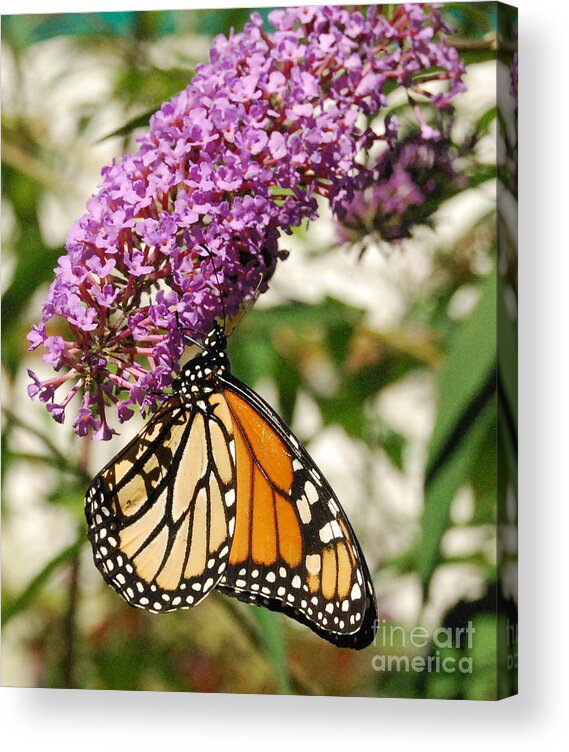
[217, 376, 378, 649]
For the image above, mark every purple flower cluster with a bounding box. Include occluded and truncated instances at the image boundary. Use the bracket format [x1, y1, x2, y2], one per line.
[510, 51, 518, 107]
[506, 50, 518, 194]
[28, 4, 465, 438]
[337, 135, 467, 245]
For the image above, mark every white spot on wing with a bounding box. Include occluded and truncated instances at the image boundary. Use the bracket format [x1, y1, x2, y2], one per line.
[296, 496, 311, 524]
[319, 523, 333, 543]
[305, 554, 321, 575]
[304, 480, 319, 504]
[330, 520, 342, 539]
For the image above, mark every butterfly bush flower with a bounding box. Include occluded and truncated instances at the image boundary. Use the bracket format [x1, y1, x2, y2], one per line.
[510, 51, 518, 106]
[28, 4, 466, 438]
[506, 50, 518, 194]
[337, 134, 467, 245]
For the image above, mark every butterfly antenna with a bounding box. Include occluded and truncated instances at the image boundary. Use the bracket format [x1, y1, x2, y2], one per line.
[175, 310, 206, 351]
[199, 244, 266, 335]
[199, 245, 228, 330]
[227, 270, 264, 336]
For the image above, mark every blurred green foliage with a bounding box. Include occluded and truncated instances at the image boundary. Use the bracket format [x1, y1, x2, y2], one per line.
[1, 4, 515, 700]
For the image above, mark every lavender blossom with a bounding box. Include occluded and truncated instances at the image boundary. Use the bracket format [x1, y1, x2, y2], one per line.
[28, 4, 466, 438]
[510, 51, 518, 107]
[337, 135, 467, 245]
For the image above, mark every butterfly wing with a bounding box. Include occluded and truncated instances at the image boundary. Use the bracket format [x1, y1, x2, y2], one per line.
[85, 390, 236, 613]
[216, 375, 378, 649]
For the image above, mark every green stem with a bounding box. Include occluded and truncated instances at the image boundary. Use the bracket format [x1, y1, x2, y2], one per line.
[2, 537, 84, 626]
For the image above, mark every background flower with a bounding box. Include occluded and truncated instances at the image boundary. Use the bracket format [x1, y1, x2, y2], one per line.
[337, 134, 467, 247]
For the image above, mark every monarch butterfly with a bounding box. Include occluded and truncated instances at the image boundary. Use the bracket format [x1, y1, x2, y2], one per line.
[85, 322, 378, 649]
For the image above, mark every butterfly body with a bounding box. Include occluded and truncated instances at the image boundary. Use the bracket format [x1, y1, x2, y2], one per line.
[86, 324, 378, 649]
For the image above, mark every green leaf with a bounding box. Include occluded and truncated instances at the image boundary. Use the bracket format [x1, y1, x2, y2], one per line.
[467, 614, 499, 700]
[419, 269, 498, 590]
[241, 296, 364, 336]
[250, 607, 292, 694]
[426, 268, 497, 481]
[475, 106, 498, 138]
[420, 400, 495, 591]
[96, 106, 160, 142]
[468, 165, 498, 189]
[470, 426, 498, 524]
[410, 66, 445, 83]
[272, 351, 299, 428]
[318, 393, 367, 440]
[445, 3, 495, 36]
[497, 271, 518, 431]
[379, 425, 407, 471]
[498, 398, 518, 499]
[2, 537, 84, 625]
[453, 46, 497, 66]
[1, 160, 64, 376]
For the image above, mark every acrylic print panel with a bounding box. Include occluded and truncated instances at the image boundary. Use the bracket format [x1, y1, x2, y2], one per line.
[1, 2, 517, 699]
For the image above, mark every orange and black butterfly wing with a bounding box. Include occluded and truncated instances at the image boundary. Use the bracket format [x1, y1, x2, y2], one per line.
[85, 390, 236, 612]
[216, 375, 378, 650]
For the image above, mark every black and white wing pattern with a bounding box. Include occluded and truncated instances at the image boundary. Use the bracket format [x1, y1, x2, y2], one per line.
[85, 390, 236, 612]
